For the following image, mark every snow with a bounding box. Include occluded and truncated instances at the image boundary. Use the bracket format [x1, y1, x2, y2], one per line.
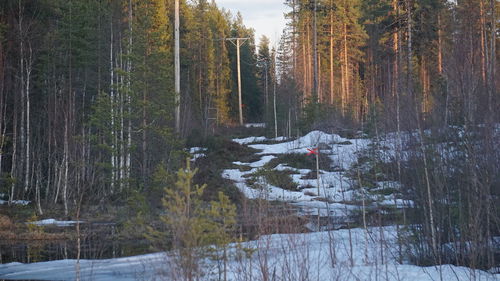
[188, 147, 207, 161]
[233, 136, 289, 145]
[244, 123, 266, 128]
[1, 130, 498, 280]
[0, 193, 30, 205]
[249, 130, 345, 154]
[188, 147, 207, 154]
[27, 219, 84, 227]
[190, 153, 206, 161]
[224, 131, 378, 216]
[233, 155, 276, 167]
[0, 253, 166, 281]
[222, 169, 307, 201]
[232, 136, 267, 145]
[0, 199, 30, 206]
[1, 226, 498, 281]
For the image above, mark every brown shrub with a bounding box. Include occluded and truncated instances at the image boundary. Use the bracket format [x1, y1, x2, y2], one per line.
[0, 215, 14, 230]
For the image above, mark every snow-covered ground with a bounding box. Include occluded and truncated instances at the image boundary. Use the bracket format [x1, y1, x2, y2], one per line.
[1, 226, 497, 280]
[2, 130, 496, 280]
[224, 131, 402, 217]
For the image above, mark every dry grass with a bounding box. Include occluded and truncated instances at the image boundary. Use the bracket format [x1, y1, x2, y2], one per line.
[0, 214, 68, 241]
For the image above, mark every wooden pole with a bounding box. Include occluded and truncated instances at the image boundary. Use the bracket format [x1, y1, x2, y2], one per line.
[237, 39, 243, 125]
[174, 0, 181, 133]
[316, 151, 320, 196]
[273, 53, 278, 138]
[225, 38, 248, 125]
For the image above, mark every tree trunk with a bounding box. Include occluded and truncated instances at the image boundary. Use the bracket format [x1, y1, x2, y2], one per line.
[437, 14, 443, 75]
[306, 21, 312, 99]
[35, 167, 43, 215]
[488, 0, 496, 116]
[24, 44, 32, 194]
[126, 0, 132, 185]
[393, 0, 399, 96]
[110, 14, 116, 194]
[343, 20, 349, 115]
[312, 0, 318, 102]
[0, 34, 5, 181]
[63, 109, 69, 216]
[318, 53, 322, 102]
[18, 0, 26, 198]
[119, 36, 124, 191]
[329, 6, 334, 105]
[302, 34, 307, 101]
[480, 0, 487, 84]
[9, 111, 18, 204]
[142, 53, 147, 185]
[407, 0, 413, 97]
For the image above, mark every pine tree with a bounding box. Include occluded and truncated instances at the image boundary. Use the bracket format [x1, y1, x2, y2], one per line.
[148, 160, 237, 281]
[155, 159, 207, 281]
[257, 36, 272, 127]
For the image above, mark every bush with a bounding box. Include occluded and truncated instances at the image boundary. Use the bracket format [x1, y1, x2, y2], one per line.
[265, 153, 333, 171]
[249, 168, 299, 191]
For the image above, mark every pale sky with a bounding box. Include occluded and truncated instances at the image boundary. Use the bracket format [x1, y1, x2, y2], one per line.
[214, 0, 288, 47]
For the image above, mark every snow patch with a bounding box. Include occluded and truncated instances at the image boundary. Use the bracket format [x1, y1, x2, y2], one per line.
[0, 199, 30, 206]
[244, 123, 266, 128]
[27, 219, 84, 227]
[189, 147, 207, 154]
[232, 136, 267, 145]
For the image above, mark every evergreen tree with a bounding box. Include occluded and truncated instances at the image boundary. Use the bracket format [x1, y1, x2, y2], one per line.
[257, 35, 272, 127]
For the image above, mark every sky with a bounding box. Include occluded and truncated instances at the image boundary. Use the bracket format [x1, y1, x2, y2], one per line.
[214, 0, 288, 47]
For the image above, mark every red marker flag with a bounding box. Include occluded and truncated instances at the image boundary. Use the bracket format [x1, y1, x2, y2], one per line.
[307, 148, 318, 156]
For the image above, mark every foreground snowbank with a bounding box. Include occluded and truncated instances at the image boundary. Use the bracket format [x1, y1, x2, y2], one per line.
[1, 226, 498, 281]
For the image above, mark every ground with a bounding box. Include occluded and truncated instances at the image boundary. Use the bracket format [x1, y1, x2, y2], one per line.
[0, 129, 498, 280]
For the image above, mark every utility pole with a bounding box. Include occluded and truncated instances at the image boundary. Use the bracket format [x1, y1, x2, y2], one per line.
[174, 0, 181, 133]
[226, 37, 249, 125]
[273, 51, 278, 139]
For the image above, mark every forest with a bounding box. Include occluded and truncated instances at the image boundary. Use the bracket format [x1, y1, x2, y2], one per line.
[0, 0, 499, 280]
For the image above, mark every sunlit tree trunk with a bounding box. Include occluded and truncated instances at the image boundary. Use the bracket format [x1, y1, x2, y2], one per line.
[306, 20, 312, 99]
[312, 0, 318, 102]
[302, 37, 307, 100]
[393, 0, 399, 96]
[343, 20, 349, 115]
[488, 0, 496, 115]
[480, 0, 487, 84]
[437, 14, 443, 75]
[329, 5, 334, 105]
